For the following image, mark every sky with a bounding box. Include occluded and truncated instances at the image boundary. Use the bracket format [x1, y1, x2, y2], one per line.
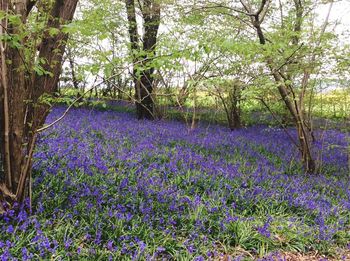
[318, 0, 350, 37]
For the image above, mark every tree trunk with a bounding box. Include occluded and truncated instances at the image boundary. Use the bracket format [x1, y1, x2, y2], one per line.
[137, 70, 154, 119]
[274, 69, 316, 174]
[243, 1, 316, 173]
[67, 47, 80, 97]
[125, 0, 160, 120]
[228, 83, 242, 130]
[0, 0, 78, 208]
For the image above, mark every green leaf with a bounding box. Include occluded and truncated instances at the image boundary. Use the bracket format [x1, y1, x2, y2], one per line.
[48, 27, 60, 37]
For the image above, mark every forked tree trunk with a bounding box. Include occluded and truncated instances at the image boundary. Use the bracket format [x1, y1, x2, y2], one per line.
[0, 0, 78, 210]
[241, 0, 316, 173]
[125, 0, 160, 120]
[273, 61, 316, 174]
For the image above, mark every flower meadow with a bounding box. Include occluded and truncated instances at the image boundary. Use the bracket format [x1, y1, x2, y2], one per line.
[0, 107, 349, 260]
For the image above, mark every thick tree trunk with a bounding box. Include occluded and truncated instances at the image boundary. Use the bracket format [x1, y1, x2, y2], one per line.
[0, 77, 3, 182]
[30, 0, 79, 131]
[0, 0, 78, 208]
[125, 0, 160, 120]
[229, 108, 241, 130]
[137, 71, 154, 119]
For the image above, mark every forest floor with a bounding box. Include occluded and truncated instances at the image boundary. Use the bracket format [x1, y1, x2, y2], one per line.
[0, 107, 349, 260]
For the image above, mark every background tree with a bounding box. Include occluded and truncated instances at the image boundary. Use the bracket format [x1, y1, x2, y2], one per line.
[125, 0, 161, 120]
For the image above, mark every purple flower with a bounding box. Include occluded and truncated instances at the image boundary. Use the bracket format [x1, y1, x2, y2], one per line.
[107, 240, 114, 251]
[156, 246, 166, 252]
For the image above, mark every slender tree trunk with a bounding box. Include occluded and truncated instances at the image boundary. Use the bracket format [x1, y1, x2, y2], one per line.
[67, 47, 80, 97]
[125, 0, 141, 116]
[117, 79, 122, 100]
[273, 64, 316, 173]
[229, 83, 242, 130]
[243, 1, 316, 173]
